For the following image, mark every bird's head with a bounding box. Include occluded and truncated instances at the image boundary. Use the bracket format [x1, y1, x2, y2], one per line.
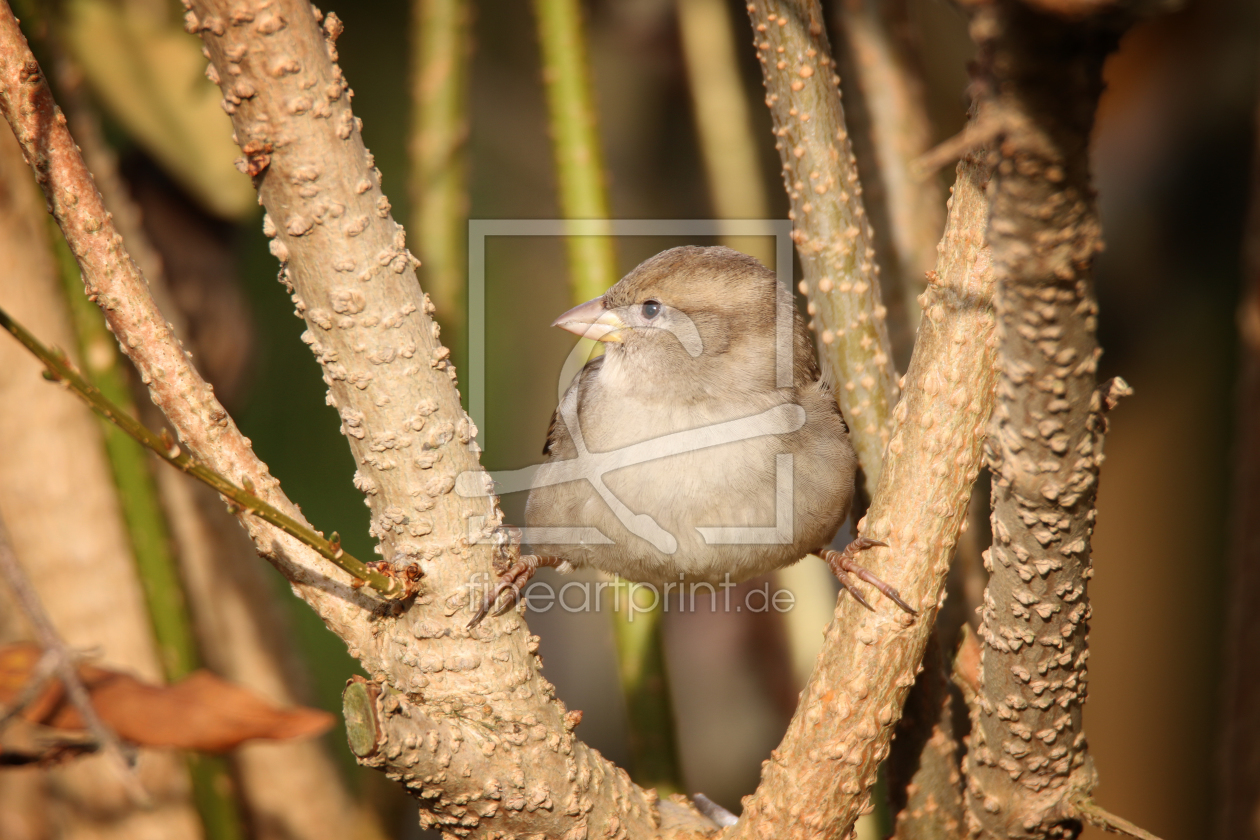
[552, 246, 815, 395]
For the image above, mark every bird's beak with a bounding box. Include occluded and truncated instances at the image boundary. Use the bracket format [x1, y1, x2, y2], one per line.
[551, 296, 626, 343]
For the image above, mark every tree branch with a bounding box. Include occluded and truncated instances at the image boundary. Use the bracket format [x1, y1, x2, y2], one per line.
[725, 141, 997, 839]
[0, 1, 705, 834]
[182, 1, 702, 835]
[745, 0, 900, 490]
[961, 3, 1159, 838]
[43, 36, 365, 837]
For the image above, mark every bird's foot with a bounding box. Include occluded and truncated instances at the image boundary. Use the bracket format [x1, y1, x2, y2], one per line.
[821, 538, 916, 615]
[467, 554, 566, 629]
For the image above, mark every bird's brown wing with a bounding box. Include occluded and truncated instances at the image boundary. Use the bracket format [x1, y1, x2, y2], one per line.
[542, 354, 605, 456]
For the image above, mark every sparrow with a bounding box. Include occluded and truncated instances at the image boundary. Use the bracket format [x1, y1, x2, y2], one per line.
[469, 246, 912, 626]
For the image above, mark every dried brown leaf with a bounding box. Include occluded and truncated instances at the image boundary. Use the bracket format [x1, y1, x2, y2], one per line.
[0, 644, 333, 753]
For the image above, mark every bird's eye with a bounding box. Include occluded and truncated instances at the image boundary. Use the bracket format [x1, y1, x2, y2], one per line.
[641, 300, 662, 320]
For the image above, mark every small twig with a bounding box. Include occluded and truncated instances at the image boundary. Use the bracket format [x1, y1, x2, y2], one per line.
[909, 116, 1005, 180]
[0, 306, 407, 599]
[0, 509, 150, 806]
[1075, 798, 1166, 840]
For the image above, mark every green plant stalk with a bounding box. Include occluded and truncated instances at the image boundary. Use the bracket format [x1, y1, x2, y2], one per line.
[52, 227, 198, 680]
[533, 0, 683, 793]
[0, 304, 404, 598]
[609, 582, 683, 794]
[186, 753, 243, 840]
[534, 0, 617, 304]
[677, 0, 772, 259]
[50, 226, 243, 840]
[410, 0, 469, 361]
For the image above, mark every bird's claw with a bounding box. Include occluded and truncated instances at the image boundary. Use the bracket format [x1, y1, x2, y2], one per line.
[467, 561, 530, 629]
[822, 538, 916, 615]
[466, 554, 564, 629]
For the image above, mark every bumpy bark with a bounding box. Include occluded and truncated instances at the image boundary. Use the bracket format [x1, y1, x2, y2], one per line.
[964, 3, 1131, 837]
[0, 1, 712, 835]
[724, 140, 997, 840]
[745, 0, 900, 489]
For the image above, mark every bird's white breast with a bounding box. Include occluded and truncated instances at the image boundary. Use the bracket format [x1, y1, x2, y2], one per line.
[524, 352, 852, 584]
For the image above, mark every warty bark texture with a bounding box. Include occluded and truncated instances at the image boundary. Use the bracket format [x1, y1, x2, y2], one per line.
[0, 1, 707, 836]
[964, 3, 1127, 837]
[723, 144, 997, 840]
[745, 0, 900, 488]
[180, 1, 708, 836]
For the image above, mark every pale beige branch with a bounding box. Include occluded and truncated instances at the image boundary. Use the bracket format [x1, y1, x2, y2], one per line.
[0, 117, 200, 840]
[725, 143, 997, 839]
[745, 0, 899, 490]
[0, 0, 715, 835]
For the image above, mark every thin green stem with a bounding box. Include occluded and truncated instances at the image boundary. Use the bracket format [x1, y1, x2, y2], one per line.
[50, 225, 245, 840]
[534, 0, 617, 303]
[677, 0, 773, 264]
[533, 0, 683, 794]
[609, 583, 683, 795]
[410, 0, 469, 360]
[51, 223, 198, 681]
[0, 305, 406, 598]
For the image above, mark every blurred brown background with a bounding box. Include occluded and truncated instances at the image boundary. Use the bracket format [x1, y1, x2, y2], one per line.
[1, 0, 1255, 838]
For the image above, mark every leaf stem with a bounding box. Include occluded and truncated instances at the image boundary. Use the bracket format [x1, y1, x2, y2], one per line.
[0, 306, 405, 599]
